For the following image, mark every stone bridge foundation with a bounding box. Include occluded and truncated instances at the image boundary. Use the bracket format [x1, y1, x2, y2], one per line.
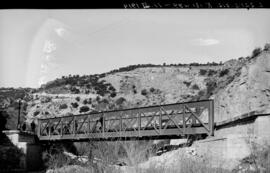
[2, 130, 43, 171]
[192, 114, 270, 170]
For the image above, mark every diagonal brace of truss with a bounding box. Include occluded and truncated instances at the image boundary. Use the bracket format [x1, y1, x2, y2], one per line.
[184, 105, 210, 132]
[160, 107, 183, 134]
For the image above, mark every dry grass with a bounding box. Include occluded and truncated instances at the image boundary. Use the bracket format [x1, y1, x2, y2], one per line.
[236, 139, 270, 173]
[139, 157, 229, 173]
[106, 155, 229, 173]
[46, 165, 94, 173]
[103, 141, 229, 173]
[45, 140, 230, 173]
[44, 140, 154, 173]
[120, 140, 153, 166]
[46, 138, 270, 173]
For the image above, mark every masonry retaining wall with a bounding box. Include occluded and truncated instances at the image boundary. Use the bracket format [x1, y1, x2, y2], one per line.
[192, 115, 270, 170]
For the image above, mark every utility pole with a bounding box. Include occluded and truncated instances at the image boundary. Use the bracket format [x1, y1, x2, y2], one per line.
[17, 99, 22, 130]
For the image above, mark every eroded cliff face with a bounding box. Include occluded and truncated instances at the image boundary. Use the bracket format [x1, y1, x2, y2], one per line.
[213, 51, 270, 122]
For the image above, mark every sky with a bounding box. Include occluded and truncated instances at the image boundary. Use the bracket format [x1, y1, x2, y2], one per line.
[0, 9, 270, 88]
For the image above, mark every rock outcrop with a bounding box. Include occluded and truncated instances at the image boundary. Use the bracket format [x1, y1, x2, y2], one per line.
[213, 51, 270, 122]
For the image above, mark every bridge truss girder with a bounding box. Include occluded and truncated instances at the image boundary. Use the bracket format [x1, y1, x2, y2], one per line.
[37, 100, 214, 141]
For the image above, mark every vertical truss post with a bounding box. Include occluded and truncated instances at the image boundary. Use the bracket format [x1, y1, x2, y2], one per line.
[209, 100, 214, 136]
[73, 117, 76, 135]
[138, 113, 141, 137]
[191, 107, 197, 126]
[88, 116, 90, 134]
[183, 106, 186, 134]
[60, 118, 63, 136]
[159, 109, 162, 134]
[120, 115, 122, 137]
[102, 112, 105, 138]
[37, 120, 41, 137]
[195, 107, 200, 124]
[48, 120, 51, 137]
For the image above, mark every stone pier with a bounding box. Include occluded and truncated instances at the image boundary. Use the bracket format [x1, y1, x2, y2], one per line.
[2, 130, 43, 171]
[193, 114, 270, 170]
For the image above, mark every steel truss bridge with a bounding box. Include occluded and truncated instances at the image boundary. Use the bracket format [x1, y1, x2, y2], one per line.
[37, 100, 214, 141]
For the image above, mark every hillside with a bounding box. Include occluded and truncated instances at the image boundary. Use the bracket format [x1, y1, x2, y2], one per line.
[0, 44, 269, 130]
[25, 65, 223, 121]
[1, 44, 270, 173]
[213, 50, 270, 122]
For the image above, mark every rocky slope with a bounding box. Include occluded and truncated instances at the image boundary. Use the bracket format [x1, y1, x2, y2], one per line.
[24, 65, 221, 122]
[213, 50, 270, 122]
[1, 44, 270, 172]
[1, 45, 270, 130]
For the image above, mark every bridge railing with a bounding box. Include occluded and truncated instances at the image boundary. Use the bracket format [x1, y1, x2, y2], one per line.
[37, 100, 214, 141]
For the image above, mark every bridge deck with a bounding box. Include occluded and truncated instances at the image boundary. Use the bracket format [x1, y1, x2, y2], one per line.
[37, 100, 214, 141]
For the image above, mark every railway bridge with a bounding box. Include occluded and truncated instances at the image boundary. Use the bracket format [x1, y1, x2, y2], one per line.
[37, 100, 214, 141]
[4, 99, 270, 171]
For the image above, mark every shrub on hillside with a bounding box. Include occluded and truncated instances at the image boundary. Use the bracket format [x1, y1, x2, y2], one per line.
[71, 102, 79, 108]
[59, 104, 68, 109]
[40, 97, 52, 103]
[132, 85, 137, 94]
[183, 81, 191, 87]
[70, 87, 80, 94]
[75, 96, 80, 102]
[108, 86, 116, 91]
[191, 84, 200, 90]
[93, 81, 114, 97]
[83, 99, 88, 105]
[246, 56, 251, 60]
[141, 89, 148, 96]
[206, 80, 217, 97]
[96, 96, 101, 102]
[115, 97, 126, 106]
[88, 98, 92, 104]
[199, 69, 207, 75]
[264, 43, 270, 51]
[85, 84, 91, 89]
[33, 110, 40, 116]
[150, 87, 155, 93]
[79, 106, 90, 113]
[208, 69, 217, 76]
[110, 92, 117, 98]
[96, 90, 106, 97]
[238, 57, 245, 62]
[251, 47, 262, 58]
[192, 90, 207, 101]
[219, 69, 229, 77]
[101, 99, 109, 104]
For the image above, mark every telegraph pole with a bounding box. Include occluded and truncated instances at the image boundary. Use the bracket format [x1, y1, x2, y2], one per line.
[17, 99, 21, 130]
